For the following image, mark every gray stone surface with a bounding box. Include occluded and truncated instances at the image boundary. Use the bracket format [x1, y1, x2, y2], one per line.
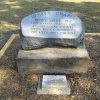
[37, 75, 71, 95]
[17, 46, 91, 74]
[20, 11, 85, 50]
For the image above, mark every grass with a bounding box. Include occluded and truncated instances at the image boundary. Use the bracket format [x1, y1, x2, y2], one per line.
[58, 0, 100, 3]
[0, 0, 100, 34]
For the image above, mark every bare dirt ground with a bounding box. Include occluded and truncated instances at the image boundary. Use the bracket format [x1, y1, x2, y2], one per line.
[0, 1, 100, 100]
[0, 35, 100, 100]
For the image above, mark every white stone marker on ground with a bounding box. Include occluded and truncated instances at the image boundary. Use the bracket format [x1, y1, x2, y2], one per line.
[37, 75, 71, 95]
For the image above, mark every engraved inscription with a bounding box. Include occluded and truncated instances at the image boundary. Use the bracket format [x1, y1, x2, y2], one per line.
[31, 19, 75, 35]
[21, 11, 82, 38]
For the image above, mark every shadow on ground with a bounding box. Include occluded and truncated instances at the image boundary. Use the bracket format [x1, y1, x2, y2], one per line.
[0, 0, 100, 33]
[0, 0, 100, 49]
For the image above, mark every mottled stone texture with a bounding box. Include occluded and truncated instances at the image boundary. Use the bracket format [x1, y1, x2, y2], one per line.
[20, 32, 83, 50]
[17, 47, 91, 74]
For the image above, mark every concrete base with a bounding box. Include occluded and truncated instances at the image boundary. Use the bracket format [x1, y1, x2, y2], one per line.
[17, 46, 91, 74]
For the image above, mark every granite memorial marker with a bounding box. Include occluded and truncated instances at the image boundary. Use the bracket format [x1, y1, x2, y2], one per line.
[18, 11, 90, 74]
[17, 11, 91, 95]
[20, 11, 85, 49]
[17, 11, 89, 73]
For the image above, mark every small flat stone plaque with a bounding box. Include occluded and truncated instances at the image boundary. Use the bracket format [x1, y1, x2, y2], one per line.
[37, 75, 71, 95]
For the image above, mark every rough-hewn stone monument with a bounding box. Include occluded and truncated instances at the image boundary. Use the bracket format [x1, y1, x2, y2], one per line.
[18, 11, 89, 74]
[20, 11, 84, 49]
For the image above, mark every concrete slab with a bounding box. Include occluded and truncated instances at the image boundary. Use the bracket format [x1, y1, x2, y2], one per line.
[0, 34, 16, 59]
[17, 46, 91, 74]
[17, 46, 89, 59]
